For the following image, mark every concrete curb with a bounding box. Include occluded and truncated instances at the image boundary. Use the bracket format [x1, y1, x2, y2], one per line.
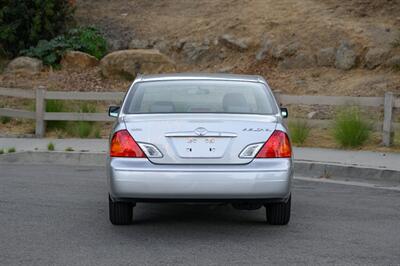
[0, 151, 106, 167]
[294, 161, 400, 186]
[1, 152, 399, 186]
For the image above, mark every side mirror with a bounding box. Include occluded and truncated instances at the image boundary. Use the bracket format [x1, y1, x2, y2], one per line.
[280, 107, 288, 118]
[108, 106, 120, 118]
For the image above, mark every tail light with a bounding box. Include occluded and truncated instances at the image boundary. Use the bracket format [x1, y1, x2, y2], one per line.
[110, 130, 146, 158]
[256, 130, 291, 158]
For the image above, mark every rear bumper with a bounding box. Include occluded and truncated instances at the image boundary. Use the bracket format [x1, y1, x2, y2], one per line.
[108, 158, 293, 201]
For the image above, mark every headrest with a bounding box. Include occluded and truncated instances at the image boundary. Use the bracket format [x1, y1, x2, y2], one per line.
[222, 93, 251, 113]
[149, 101, 175, 112]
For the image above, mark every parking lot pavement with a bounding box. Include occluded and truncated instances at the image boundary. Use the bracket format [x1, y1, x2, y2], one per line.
[0, 164, 399, 265]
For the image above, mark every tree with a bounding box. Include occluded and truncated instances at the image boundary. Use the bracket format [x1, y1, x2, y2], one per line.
[0, 0, 75, 57]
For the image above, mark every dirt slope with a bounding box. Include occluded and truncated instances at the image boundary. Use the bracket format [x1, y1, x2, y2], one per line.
[74, 0, 400, 96]
[1, 0, 399, 96]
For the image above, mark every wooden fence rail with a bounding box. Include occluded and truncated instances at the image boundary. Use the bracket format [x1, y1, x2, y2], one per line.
[0, 86, 399, 146]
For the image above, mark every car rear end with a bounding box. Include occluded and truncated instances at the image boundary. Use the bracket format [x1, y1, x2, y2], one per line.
[107, 74, 293, 225]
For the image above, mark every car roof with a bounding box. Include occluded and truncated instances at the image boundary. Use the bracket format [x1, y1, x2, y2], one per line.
[136, 73, 267, 84]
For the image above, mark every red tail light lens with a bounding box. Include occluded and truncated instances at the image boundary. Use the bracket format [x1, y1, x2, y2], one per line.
[110, 130, 146, 158]
[256, 130, 291, 158]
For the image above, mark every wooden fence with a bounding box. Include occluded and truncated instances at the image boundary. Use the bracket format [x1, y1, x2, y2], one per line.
[0, 86, 399, 146]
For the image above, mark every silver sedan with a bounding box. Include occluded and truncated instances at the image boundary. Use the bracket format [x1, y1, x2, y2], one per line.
[107, 73, 293, 225]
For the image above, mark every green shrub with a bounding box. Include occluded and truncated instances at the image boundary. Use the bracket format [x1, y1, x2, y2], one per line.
[47, 142, 55, 151]
[69, 122, 92, 138]
[65, 147, 74, 152]
[0, 0, 75, 57]
[46, 99, 66, 113]
[0, 45, 6, 58]
[7, 147, 16, 153]
[78, 102, 97, 113]
[288, 120, 310, 145]
[332, 107, 371, 148]
[46, 100, 68, 130]
[66, 27, 108, 59]
[1, 116, 11, 124]
[22, 37, 68, 66]
[65, 102, 98, 137]
[21, 27, 108, 66]
[44, 100, 103, 137]
[0, 149, 4, 155]
[66, 121, 103, 138]
[93, 127, 101, 138]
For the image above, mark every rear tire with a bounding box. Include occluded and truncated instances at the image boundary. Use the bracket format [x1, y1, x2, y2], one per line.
[109, 195, 133, 225]
[265, 196, 291, 225]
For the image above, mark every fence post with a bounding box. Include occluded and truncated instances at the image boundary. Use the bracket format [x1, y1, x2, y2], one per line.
[382, 92, 394, 146]
[35, 86, 46, 138]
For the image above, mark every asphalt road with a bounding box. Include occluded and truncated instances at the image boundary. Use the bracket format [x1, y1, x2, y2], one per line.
[0, 164, 399, 266]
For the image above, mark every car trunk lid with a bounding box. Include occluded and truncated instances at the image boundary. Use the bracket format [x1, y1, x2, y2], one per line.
[124, 114, 277, 164]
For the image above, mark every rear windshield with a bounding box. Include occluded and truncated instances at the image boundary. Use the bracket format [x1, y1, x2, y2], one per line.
[123, 80, 277, 114]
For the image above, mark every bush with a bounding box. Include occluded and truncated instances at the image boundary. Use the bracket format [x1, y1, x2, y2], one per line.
[1, 116, 11, 124]
[7, 147, 16, 153]
[0, 0, 75, 57]
[21, 37, 66, 66]
[46, 100, 68, 130]
[78, 102, 98, 113]
[44, 100, 102, 137]
[332, 107, 371, 148]
[67, 122, 94, 138]
[288, 120, 310, 145]
[47, 142, 55, 151]
[21, 27, 108, 66]
[67, 27, 108, 59]
[94, 127, 101, 138]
